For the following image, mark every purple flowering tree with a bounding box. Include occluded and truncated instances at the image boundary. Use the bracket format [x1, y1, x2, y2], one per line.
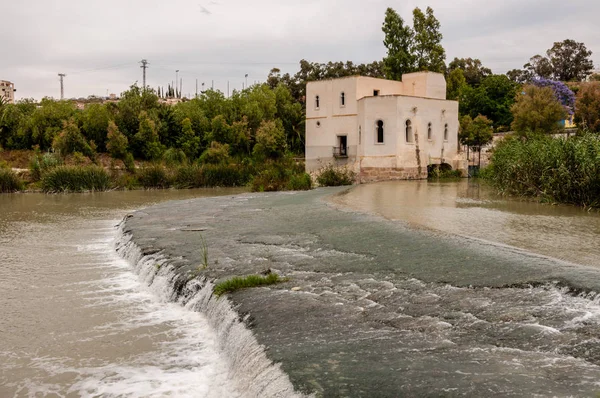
[531, 78, 576, 115]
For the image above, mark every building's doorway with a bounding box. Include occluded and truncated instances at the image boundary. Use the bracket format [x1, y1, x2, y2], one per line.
[334, 135, 348, 158]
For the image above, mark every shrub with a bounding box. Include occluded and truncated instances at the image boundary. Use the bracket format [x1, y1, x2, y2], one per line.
[199, 141, 231, 165]
[174, 164, 251, 188]
[286, 172, 312, 191]
[29, 152, 63, 181]
[213, 273, 286, 297]
[253, 120, 287, 159]
[0, 168, 23, 192]
[136, 164, 172, 189]
[316, 164, 355, 186]
[52, 118, 95, 159]
[106, 121, 129, 159]
[123, 152, 136, 173]
[41, 166, 111, 193]
[163, 148, 188, 167]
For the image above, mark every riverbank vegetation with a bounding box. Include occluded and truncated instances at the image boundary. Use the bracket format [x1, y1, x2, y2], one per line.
[484, 131, 600, 208]
[0, 168, 23, 192]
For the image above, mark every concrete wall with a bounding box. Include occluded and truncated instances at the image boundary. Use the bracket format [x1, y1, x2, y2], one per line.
[401, 72, 447, 100]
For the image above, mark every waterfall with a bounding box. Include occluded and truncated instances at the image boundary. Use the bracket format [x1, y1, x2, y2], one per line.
[114, 221, 309, 398]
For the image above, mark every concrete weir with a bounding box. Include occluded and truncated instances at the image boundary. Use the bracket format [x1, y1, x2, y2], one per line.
[116, 188, 600, 397]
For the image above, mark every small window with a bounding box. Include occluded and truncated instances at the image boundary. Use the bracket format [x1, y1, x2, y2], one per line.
[373, 90, 380, 96]
[427, 123, 432, 140]
[340, 92, 345, 107]
[444, 124, 448, 141]
[315, 95, 320, 109]
[316, 121, 321, 128]
[405, 120, 413, 143]
[376, 120, 384, 143]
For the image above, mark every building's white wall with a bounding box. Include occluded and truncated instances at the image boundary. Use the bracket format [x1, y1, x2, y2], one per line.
[356, 77, 403, 100]
[0, 80, 15, 104]
[401, 72, 447, 100]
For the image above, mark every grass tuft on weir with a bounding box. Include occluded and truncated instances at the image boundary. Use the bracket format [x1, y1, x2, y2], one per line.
[213, 273, 287, 297]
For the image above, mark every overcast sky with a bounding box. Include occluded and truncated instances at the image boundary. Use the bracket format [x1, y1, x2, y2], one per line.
[2, 0, 598, 100]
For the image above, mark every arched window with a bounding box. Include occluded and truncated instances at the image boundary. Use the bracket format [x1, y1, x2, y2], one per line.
[444, 123, 448, 141]
[427, 123, 432, 140]
[340, 92, 345, 107]
[405, 120, 413, 143]
[359, 125, 362, 144]
[376, 120, 384, 143]
[315, 95, 320, 109]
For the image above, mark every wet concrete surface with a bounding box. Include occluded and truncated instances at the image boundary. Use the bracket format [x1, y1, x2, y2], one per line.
[123, 187, 600, 397]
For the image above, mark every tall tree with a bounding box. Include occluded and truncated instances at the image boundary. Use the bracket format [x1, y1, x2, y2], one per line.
[382, 8, 415, 80]
[546, 39, 594, 81]
[412, 7, 446, 73]
[523, 54, 553, 80]
[511, 85, 567, 136]
[447, 57, 492, 86]
[574, 83, 600, 132]
[446, 69, 467, 101]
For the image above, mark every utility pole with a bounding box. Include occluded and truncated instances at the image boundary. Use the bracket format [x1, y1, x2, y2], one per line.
[227, 81, 229, 97]
[180, 78, 182, 98]
[140, 59, 149, 90]
[175, 70, 179, 97]
[245, 74, 248, 89]
[58, 73, 66, 100]
[211, 80, 214, 90]
[195, 79, 198, 98]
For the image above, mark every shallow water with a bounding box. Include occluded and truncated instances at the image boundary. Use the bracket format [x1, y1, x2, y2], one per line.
[0, 189, 245, 398]
[332, 180, 600, 267]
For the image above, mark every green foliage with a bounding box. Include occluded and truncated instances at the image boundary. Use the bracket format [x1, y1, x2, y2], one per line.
[253, 120, 286, 159]
[106, 121, 128, 159]
[446, 69, 467, 101]
[382, 8, 415, 80]
[0, 168, 23, 192]
[447, 58, 492, 86]
[199, 141, 231, 165]
[134, 111, 164, 160]
[213, 273, 286, 297]
[163, 148, 188, 167]
[29, 152, 63, 181]
[574, 84, 600, 133]
[412, 6, 445, 73]
[316, 164, 356, 187]
[460, 75, 519, 130]
[511, 85, 567, 136]
[174, 164, 251, 188]
[178, 118, 201, 159]
[52, 118, 95, 159]
[428, 163, 462, 179]
[136, 164, 172, 189]
[459, 115, 494, 148]
[286, 172, 312, 191]
[81, 103, 111, 152]
[123, 152, 136, 173]
[41, 166, 111, 193]
[485, 132, 600, 207]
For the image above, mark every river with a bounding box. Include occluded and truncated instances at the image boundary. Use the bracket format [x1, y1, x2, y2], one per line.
[0, 189, 245, 398]
[2, 181, 600, 396]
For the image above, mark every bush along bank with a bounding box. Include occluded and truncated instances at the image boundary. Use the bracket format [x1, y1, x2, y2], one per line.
[0, 168, 24, 193]
[483, 131, 600, 208]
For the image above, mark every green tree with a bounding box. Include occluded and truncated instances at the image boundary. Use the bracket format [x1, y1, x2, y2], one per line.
[106, 121, 128, 159]
[446, 69, 467, 101]
[81, 103, 111, 152]
[447, 57, 492, 86]
[459, 114, 494, 166]
[178, 118, 201, 160]
[511, 85, 567, 136]
[412, 7, 446, 73]
[574, 83, 600, 132]
[524, 54, 553, 80]
[546, 39, 594, 81]
[382, 8, 415, 80]
[199, 141, 231, 164]
[253, 120, 286, 159]
[134, 111, 164, 160]
[460, 75, 519, 130]
[52, 118, 95, 158]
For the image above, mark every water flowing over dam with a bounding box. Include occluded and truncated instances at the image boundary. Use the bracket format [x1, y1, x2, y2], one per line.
[2, 181, 600, 397]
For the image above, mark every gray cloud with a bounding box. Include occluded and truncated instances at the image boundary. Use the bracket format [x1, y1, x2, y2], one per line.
[1, 0, 598, 99]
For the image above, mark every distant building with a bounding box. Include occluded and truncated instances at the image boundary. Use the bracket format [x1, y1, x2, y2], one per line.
[1, 80, 16, 104]
[305, 72, 464, 182]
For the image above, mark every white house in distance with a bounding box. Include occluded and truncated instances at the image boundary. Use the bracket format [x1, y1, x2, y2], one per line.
[305, 72, 464, 182]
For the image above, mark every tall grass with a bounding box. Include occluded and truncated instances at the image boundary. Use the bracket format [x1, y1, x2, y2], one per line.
[485, 132, 600, 207]
[174, 164, 251, 188]
[41, 166, 111, 193]
[136, 164, 172, 189]
[213, 273, 286, 297]
[0, 168, 24, 192]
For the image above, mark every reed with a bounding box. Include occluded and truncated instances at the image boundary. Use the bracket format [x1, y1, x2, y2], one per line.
[0, 168, 24, 193]
[213, 273, 286, 297]
[41, 165, 111, 193]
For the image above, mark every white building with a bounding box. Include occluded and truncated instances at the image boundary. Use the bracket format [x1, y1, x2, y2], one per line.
[0, 80, 16, 104]
[305, 72, 465, 182]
